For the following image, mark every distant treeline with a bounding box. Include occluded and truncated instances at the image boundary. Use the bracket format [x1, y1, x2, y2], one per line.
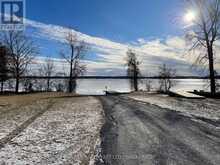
[1, 76, 219, 80]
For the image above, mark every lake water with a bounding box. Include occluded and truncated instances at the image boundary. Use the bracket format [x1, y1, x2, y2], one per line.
[4, 78, 216, 95]
[76, 79, 213, 95]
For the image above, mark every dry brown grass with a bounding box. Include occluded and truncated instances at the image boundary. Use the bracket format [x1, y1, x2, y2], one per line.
[0, 94, 103, 164]
[0, 92, 78, 108]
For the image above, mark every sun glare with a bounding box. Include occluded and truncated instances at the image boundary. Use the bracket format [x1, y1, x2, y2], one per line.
[184, 10, 196, 23]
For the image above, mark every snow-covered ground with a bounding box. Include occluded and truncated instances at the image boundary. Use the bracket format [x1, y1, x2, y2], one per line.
[0, 100, 50, 140]
[128, 93, 220, 121]
[0, 94, 103, 165]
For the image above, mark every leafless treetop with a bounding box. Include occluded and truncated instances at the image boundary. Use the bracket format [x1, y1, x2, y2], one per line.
[186, 0, 220, 64]
[1, 30, 38, 76]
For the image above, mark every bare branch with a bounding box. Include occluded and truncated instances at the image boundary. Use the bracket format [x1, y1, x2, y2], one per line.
[185, 0, 219, 95]
[0, 30, 38, 93]
[60, 29, 88, 93]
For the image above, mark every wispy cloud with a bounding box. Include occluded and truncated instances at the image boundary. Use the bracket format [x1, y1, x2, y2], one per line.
[24, 18, 216, 76]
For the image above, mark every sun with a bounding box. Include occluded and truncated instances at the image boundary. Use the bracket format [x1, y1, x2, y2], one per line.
[184, 10, 196, 23]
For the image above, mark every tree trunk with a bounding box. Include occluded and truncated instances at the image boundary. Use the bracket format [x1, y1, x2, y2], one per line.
[47, 79, 50, 92]
[69, 71, 73, 93]
[165, 79, 167, 92]
[15, 77, 19, 93]
[72, 77, 77, 93]
[1, 81, 4, 93]
[68, 45, 74, 93]
[133, 65, 138, 92]
[15, 65, 20, 93]
[69, 61, 73, 93]
[208, 45, 216, 96]
[134, 77, 138, 91]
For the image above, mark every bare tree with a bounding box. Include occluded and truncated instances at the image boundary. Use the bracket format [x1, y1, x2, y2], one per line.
[204, 70, 220, 92]
[0, 44, 9, 93]
[60, 30, 87, 93]
[52, 72, 67, 92]
[40, 56, 54, 92]
[185, 0, 220, 96]
[33, 68, 45, 91]
[146, 79, 153, 92]
[126, 49, 141, 92]
[22, 78, 33, 92]
[1, 30, 38, 93]
[158, 64, 177, 93]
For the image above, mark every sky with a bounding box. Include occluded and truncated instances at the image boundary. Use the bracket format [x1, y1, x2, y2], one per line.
[22, 0, 220, 76]
[27, 0, 182, 41]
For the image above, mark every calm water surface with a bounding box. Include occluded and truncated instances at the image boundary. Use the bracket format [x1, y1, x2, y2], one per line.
[76, 79, 213, 95]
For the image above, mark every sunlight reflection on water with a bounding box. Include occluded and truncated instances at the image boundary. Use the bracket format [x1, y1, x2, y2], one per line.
[76, 79, 213, 95]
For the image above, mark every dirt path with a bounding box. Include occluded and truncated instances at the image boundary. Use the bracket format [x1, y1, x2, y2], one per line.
[98, 96, 220, 165]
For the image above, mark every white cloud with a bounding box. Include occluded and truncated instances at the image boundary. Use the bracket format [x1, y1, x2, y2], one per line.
[166, 36, 186, 49]
[137, 38, 147, 44]
[24, 18, 219, 76]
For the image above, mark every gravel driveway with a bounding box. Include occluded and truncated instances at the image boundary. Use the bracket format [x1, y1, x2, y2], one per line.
[98, 95, 220, 165]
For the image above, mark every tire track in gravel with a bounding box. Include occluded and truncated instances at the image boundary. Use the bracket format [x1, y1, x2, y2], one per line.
[98, 96, 220, 165]
[0, 100, 55, 149]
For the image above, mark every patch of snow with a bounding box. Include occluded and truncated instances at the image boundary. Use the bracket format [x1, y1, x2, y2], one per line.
[0, 97, 103, 165]
[129, 94, 220, 121]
